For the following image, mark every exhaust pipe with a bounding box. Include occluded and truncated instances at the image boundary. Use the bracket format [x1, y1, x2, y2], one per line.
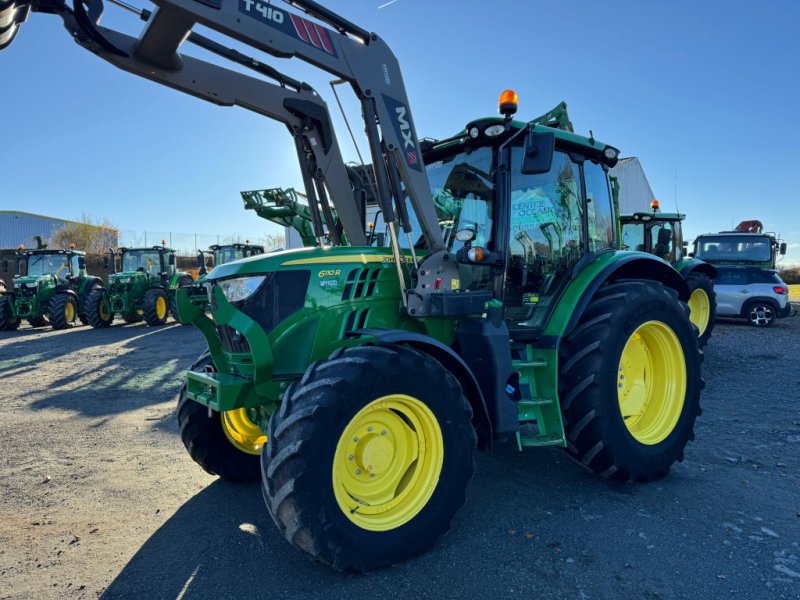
[0, 0, 30, 51]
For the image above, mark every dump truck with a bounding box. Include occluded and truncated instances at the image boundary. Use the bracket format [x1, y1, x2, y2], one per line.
[5, 0, 703, 572]
[0, 246, 103, 330]
[620, 201, 718, 346]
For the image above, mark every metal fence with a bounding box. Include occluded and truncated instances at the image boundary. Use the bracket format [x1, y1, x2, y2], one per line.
[117, 230, 282, 256]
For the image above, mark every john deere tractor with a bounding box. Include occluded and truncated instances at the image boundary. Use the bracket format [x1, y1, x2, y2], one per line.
[7, 0, 704, 572]
[200, 242, 266, 274]
[620, 202, 718, 346]
[0, 246, 103, 331]
[86, 244, 193, 327]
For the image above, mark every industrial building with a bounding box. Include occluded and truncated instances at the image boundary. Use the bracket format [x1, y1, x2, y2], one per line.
[609, 157, 656, 214]
[0, 210, 118, 249]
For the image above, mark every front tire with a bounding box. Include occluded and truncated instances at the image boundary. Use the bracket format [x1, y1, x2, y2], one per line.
[0, 296, 19, 331]
[176, 351, 263, 481]
[170, 276, 194, 322]
[263, 344, 476, 572]
[685, 273, 716, 347]
[143, 288, 169, 326]
[559, 280, 702, 482]
[28, 315, 48, 328]
[86, 289, 114, 328]
[48, 294, 78, 330]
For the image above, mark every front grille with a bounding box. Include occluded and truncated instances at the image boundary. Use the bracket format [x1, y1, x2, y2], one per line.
[236, 270, 310, 335]
[216, 325, 250, 353]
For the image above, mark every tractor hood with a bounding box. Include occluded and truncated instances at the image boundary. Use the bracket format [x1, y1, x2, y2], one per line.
[13, 274, 52, 288]
[109, 271, 150, 283]
[204, 246, 404, 281]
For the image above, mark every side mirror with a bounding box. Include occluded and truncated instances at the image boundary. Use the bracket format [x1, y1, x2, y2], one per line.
[78, 256, 86, 270]
[169, 254, 176, 266]
[2, 259, 7, 273]
[103, 256, 110, 269]
[196, 252, 205, 268]
[521, 130, 555, 175]
[688, 252, 695, 258]
[780, 242, 787, 255]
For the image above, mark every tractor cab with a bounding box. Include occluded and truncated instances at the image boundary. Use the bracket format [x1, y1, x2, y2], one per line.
[418, 95, 619, 332]
[620, 206, 686, 264]
[110, 244, 177, 283]
[209, 243, 265, 269]
[6, 247, 86, 290]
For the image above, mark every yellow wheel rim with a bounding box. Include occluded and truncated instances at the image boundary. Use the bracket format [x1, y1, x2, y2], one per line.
[64, 301, 75, 322]
[687, 288, 710, 336]
[99, 301, 111, 321]
[332, 394, 443, 532]
[221, 408, 267, 455]
[155, 296, 167, 319]
[617, 320, 687, 445]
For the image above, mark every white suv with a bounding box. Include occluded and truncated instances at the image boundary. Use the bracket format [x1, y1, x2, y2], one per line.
[714, 267, 793, 327]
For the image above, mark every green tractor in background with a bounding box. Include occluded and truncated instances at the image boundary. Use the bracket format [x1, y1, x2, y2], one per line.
[0, 246, 104, 331]
[86, 244, 194, 328]
[619, 201, 718, 346]
[198, 242, 267, 276]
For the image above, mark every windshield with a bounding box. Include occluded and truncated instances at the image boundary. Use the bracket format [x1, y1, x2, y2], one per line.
[695, 235, 772, 263]
[214, 247, 244, 266]
[121, 250, 163, 276]
[26, 254, 71, 278]
[621, 222, 645, 251]
[419, 146, 496, 291]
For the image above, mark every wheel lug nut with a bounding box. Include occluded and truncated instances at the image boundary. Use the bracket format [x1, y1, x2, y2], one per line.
[370, 473, 376, 478]
[348, 455, 354, 461]
[355, 469, 362, 475]
[353, 436, 359, 442]
[367, 426, 373, 432]
[381, 430, 387, 435]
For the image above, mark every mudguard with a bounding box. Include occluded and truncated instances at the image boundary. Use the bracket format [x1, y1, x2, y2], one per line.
[351, 328, 493, 450]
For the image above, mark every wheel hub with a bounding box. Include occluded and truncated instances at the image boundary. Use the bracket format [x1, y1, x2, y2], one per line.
[333, 394, 443, 531]
[687, 288, 710, 335]
[617, 321, 687, 445]
[221, 408, 267, 455]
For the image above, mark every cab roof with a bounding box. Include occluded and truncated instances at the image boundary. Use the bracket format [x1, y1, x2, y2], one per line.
[622, 212, 685, 222]
[18, 248, 85, 257]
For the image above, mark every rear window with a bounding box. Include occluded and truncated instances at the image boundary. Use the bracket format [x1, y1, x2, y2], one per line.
[715, 269, 749, 285]
[750, 270, 782, 284]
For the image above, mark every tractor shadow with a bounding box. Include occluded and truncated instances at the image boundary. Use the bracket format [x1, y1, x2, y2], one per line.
[21, 323, 207, 418]
[101, 445, 687, 599]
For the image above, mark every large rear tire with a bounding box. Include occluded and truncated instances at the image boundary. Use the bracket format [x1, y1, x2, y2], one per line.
[686, 273, 716, 347]
[0, 296, 19, 331]
[48, 294, 78, 330]
[86, 289, 114, 328]
[176, 351, 263, 481]
[558, 280, 702, 482]
[263, 344, 476, 572]
[143, 288, 169, 326]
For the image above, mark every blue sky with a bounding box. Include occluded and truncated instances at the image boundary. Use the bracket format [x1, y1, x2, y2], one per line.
[1, 0, 799, 263]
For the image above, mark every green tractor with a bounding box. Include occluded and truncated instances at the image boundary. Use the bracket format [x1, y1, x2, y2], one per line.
[619, 202, 718, 346]
[242, 188, 318, 248]
[200, 242, 267, 275]
[86, 244, 194, 328]
[693, 220, 787, 269]
[8, 0, 704, 572]
[0, 246, 103, 331]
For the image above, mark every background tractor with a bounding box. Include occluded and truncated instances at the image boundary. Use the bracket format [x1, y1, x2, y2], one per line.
[198, 242, 266, 276]
[7, 0, 704, 572]
[620, 201, 718, 346]
[86, 244, 193, 327]
[0, 246, 103, 331]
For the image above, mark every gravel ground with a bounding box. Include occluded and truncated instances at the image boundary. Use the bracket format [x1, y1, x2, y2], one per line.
[1, 313, 799, 600]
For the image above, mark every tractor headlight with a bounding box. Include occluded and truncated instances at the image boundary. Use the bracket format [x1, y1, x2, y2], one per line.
[25, 283, 37, 289]
[218, 276, 267, 303]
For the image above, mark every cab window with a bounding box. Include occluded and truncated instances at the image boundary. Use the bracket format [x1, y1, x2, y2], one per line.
[583, 160, 615, 252]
